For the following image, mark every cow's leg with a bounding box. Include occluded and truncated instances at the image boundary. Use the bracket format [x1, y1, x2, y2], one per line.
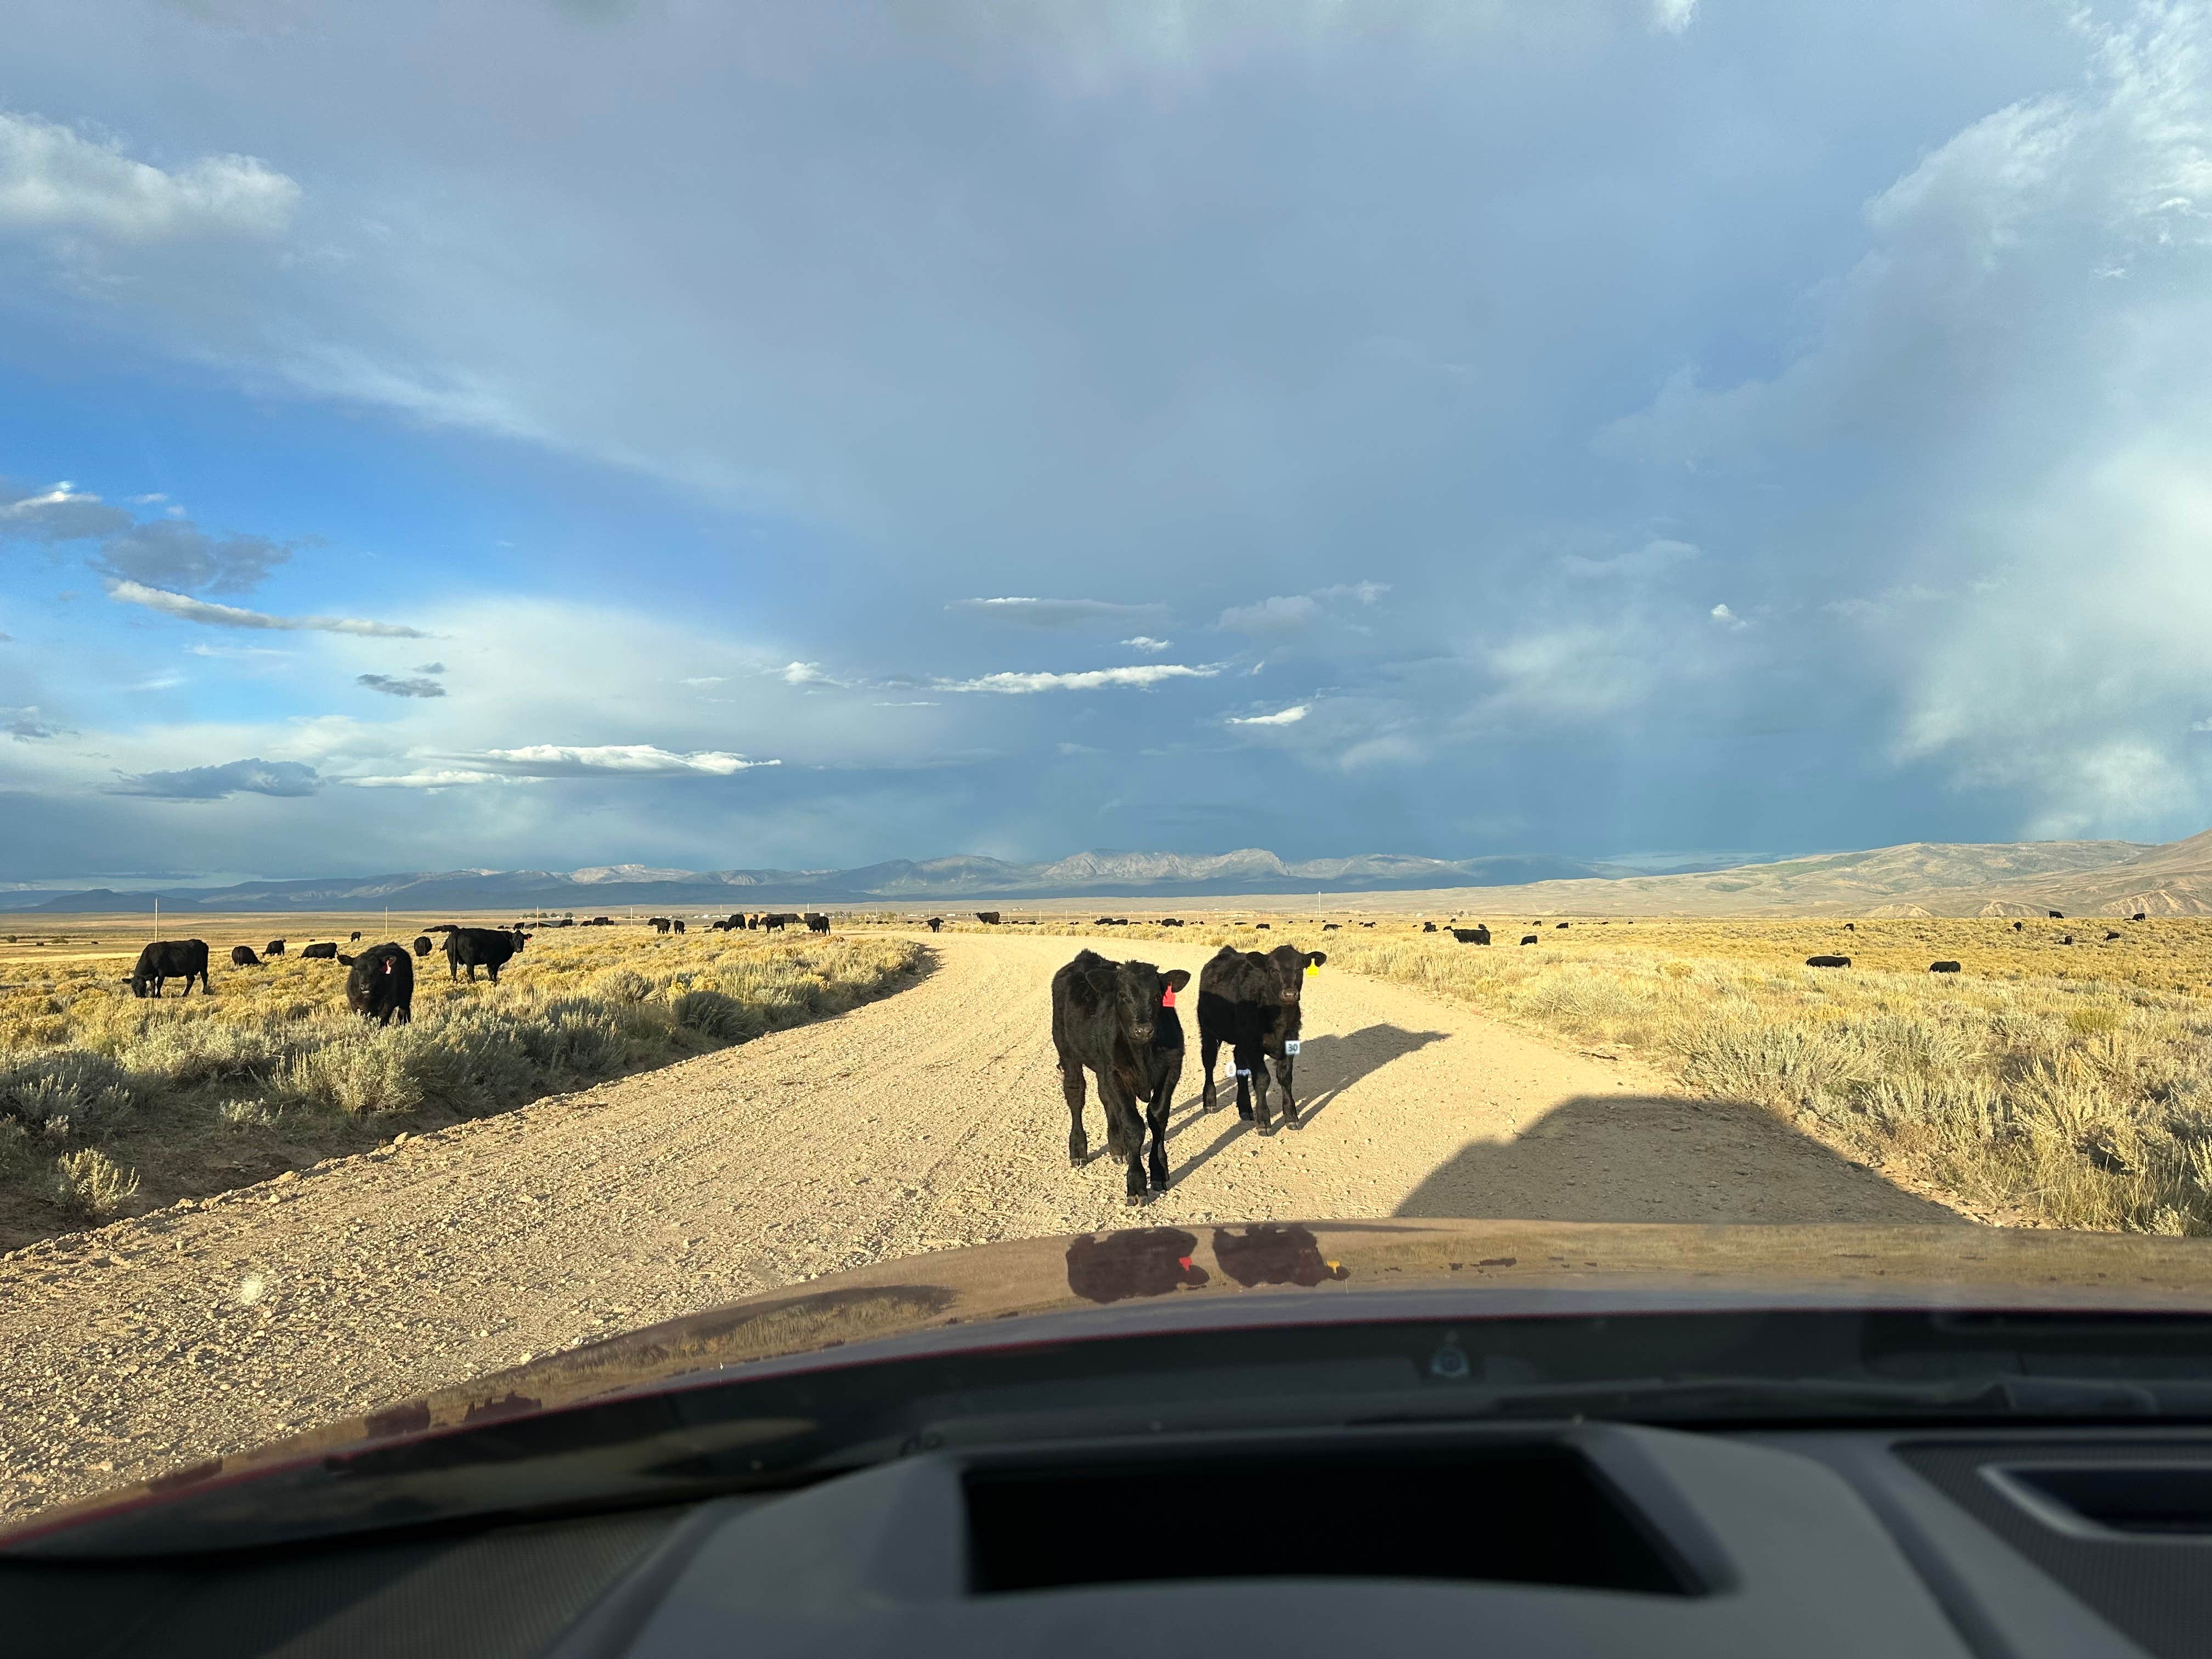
[1239, 1040, 1273, 1132]
[1146, 1065, 1177, 1192]
[1103, 1081, 1147, 1205]
[1060, 1057, 1090, 1166]
[488, 962, 501, 984]
[1199, 1028, 1222, 1113]
[1270, 1048, 1298, 1128]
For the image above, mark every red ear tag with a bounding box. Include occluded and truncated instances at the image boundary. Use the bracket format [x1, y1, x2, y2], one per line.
[1161, 987, 1175, 1007]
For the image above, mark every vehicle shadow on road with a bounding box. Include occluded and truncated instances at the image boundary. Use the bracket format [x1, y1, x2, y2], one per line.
[1392, 1093, 1967, 1226]
[1161, 1024, 1448, 1187]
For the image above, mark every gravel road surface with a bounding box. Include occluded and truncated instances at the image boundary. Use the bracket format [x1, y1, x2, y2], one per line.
[0, 930, 1962, 1522]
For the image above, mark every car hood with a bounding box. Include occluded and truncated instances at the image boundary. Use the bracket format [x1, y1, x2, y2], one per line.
[21, 1216, 2212, 1541]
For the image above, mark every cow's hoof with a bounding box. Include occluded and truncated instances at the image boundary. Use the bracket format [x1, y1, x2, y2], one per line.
[1236, 1109, 1254, 1122]
[1283, 1115, 1302, 1131]
[1257, 1122, 1278, 1137]
[1123, 1192, 1148, 1208]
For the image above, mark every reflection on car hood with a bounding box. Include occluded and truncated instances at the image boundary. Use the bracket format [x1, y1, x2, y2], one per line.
[33, 1216, 2212, 1534]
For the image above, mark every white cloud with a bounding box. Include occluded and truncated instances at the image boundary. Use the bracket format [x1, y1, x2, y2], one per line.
[0, 480, 130, 542]
[1651, 0, 1696, 35]
[1121, 635, 1172, 652]
[1709, 602, 1747, 629]
[1227, 704, 1309, 725]
[1217, 582, 1389, 634]
[186, 643, 290, 659]
[105, 579, 428, 637]
[934, 663, 1222, 693]
[348, 769, 518, 789]
[0, 112, 300, 241]
[475, 744, 776, 776]
[3, 706, 60, 741]
[680, 675, 727, 687]
[947, 597, 1170, 628]
[1561, 539, 1700, 580]
[781, 661, 844, 687]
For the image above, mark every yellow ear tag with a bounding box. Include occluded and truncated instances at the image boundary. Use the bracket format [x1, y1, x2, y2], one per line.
[1306, 962, 1318, 977]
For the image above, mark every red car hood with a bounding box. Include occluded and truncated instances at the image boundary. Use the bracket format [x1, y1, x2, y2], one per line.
[16, 1216, 2212, 1543]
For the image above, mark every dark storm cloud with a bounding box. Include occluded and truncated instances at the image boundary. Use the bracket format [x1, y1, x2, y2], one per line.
[108, 757, 321, 799]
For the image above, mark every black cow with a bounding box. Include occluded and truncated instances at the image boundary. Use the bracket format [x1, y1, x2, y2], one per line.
[1161, 918, 1183, 927]
[1449, 927, 1491, 945]
[1843, 923, 1856, 932]
[230, 945, 261, 968]
[1929, 961, 1962, 973]
[650, 917, 671, 935]
[349, 930, 362, 942]
[672, 919, 686, 934]
[1197, 943, 1324, 1133]
[346, 943, 415, 1026]
[1051, 950, 1190, 1204]
[413, 934, 433, 958]
[926, 917, 944, 933]
[266, 939, 286, 956]
[131, 939, 211, 997]
[1323, 922, 1341, 930]
[2104, 930, 2122, 941]
[1805, 955, 1851, 968]
[2134, 912, 2148, 922]
[2049, 910, 2065, 919]
[1255, 923, 1272, 930]
[1421, 921, 1436, 932]
[2012, 920, 2025, 931]
[763, 913, 787, 932]
[445, 926, 523, 983]
[2060, 934, 2074, 946]
[1520, 935, 1539, 945]
[804, 913, 830, 933]
[1555, 922, 1568, 929]
[301, 942, 339, 960]
[975, 912, 1002, 925]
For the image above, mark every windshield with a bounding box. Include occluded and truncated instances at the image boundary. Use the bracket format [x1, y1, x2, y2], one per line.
[3, 0, 2211, 1540]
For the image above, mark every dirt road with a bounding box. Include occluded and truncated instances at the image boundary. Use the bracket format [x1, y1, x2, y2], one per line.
[0, 930, 1961, 1521]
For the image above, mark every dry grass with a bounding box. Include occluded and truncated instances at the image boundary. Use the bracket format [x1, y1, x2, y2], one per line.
[997, 912, 2212, 1236]
[0, 926, 924, 1247]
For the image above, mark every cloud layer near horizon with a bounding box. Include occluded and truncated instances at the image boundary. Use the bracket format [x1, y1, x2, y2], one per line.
[3, 0, 2210, 880]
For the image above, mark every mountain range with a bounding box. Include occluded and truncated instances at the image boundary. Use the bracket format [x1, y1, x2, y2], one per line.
[13, 831, 2212, 917]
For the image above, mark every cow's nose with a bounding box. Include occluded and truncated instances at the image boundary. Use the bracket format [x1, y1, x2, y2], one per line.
[1133, 1022, 1154, 1042]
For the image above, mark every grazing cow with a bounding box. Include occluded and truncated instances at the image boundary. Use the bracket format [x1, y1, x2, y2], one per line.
[130, 939, 211, 998]
[1160, 918, 1184, 927]
[2012, 921, 2025, 931]
[2104, 930, 2122, 941]
[763, 913, 787, 932]
[1052, 950, 1192, 1204]
[349, 930, 362, 942]
[444, 926, 523, 983]
[346, 943, 415, 1026]
[1197, 943, 1325, 1133]
[1805, 955, 1851, 968]
[1929, 961, 1962, 974]
[1256, 923, 1272, 931]
[672, 919, 686, 934]
[1555, 922, 1568, 929]
[1450, 927, 1491, 945]
[1843, 923, 1856, 932]
[266, 939, 286, 957]
[301, 942, 339, 961]
[975, 912, 1002, 925]
[414, 935, 433, 958]
[1421, 922, 1436, 933]
[1323, 922, 1341, 931]
[2134, 912, 2148, 922]
[230, 945, 261, 968]
[1520, 935, 1539, 946]
[926, 917, 944, 933]
[1359, 922, 1374, 929]
[2060, 934, 2074, 946]
[650, 917, 671, 935]
[804, 913, 830, 933]
[2049, 910, 2065, 919]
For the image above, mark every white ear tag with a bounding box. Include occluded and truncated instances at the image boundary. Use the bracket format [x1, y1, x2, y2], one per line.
[1284, 1039, 1301, 1057]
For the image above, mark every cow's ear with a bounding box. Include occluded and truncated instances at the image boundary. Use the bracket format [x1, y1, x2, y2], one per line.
[1306, 951, 1327, 968]
[1164, 968, 1192, 992]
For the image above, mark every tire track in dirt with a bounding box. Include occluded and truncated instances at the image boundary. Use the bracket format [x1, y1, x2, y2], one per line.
[0, 930, 1962, 1521]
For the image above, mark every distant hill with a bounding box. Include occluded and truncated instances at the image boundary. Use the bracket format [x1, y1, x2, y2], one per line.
[13, 831, 2210, 917]
[2, 848, 1631, 914]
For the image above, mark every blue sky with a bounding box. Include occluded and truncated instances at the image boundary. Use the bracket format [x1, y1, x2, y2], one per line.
[3, 0, 2210, 882]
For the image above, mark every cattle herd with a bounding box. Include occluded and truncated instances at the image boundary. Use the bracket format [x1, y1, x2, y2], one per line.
[1052, 939, 1325, 1205]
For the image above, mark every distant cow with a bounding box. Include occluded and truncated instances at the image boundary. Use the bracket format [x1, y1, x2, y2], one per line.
[974, 912, 1002, 925]
[2012, 920, 2024, 931]
[926, 917, 944, 933]
[2134, 912, 2148, 922]
[804, 913, 830, 933]
[1197, 943, 1324, 1133]
[301, 942, 340, 961]
[346, 943, 415, 1026]
[2049, 910, 2065, 919]
[1160, 918, 1184, 927]
[1805, 955, 1851, 968]
[413, 935, 433, 958]
[763, 913, 787, 932]
[2104, 930, 2122, 941]
[230, 945, 261, 968]
[349, 930, 362, 942]
[1520, 935, 1539, 946]
[1555, 922, 1568, 929]
[1450, 928, 1491, 945]
[266, 939, 286, 957]
[1929, 961, 1962, 974]
[1323, 922, 1341, 931]
[1421, 922, 1436, 933]
[1051, 949, 1191, 1204]
[672, 919, 686, 934]
[1256, 923, 1272, 930]
[1843, 923, 1855, 932]
[131, 939, 212, 998]
[444, 926, 523, 983]
[650, 917, 671, 934]
[2060, 934, 2074, 946]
